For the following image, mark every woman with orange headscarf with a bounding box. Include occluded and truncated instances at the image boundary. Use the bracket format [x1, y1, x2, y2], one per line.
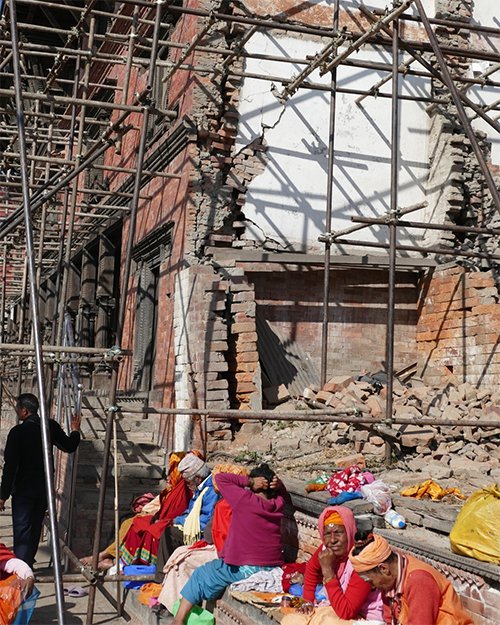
[282, 506, 383, 625]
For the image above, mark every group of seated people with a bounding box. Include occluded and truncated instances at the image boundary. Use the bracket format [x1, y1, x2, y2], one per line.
[80, 450, 474, 625]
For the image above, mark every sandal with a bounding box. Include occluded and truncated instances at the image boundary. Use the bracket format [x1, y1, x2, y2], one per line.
[64, 586, 89, 598]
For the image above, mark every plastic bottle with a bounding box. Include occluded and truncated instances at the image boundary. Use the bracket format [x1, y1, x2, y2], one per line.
[384, 509, 406, 529]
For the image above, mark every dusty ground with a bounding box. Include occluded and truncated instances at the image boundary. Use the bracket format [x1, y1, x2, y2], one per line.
[0, 505, 134, 625]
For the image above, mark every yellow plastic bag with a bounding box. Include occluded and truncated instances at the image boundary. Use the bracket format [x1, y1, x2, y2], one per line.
[449, 484, 500, 564]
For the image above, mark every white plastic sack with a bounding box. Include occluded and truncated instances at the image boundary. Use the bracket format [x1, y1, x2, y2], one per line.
[360, 480, 392, 515]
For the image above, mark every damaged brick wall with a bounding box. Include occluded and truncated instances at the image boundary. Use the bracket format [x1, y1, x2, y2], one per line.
[173, 264, 261, 451]
[250, 267, 419, 378]
[417, 266, 500, 387]
[424, 0, 499, 258]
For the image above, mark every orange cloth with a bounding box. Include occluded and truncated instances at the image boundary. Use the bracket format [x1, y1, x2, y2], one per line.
[348, 534, 392, 572]
[401, 480, 465, 501]
[0, 575, 22, 625]
[211, 463, 249, 494]
[397, 554, 473, 625]
[323, 511, 344, 526]
[137, 582, 162, 606]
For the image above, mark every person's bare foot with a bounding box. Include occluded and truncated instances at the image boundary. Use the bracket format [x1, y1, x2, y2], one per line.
[98, 557, 115, 571]
[80, 551, 113, 568]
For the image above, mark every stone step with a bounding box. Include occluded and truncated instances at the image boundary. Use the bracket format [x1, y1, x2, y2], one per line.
[76, 460, 164, 483]
[74, 484, 162, 505]
[80, 415, 157, 441]
[81, 395, 148, 412]
[78, 439, 165, 464]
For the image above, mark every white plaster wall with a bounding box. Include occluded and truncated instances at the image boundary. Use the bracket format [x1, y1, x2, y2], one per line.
[173, 269, 194, 451]
[468, 1, 500, 165]
[236, 31, 431, 253]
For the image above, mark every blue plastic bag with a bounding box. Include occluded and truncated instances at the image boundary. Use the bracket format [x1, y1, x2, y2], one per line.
[327, 491, 362, 505]
[122, 564, 156, 589]
[13, 587, 40, 625]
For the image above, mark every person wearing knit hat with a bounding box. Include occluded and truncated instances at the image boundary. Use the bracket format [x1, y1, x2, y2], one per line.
[349, 534, 473, 625]
[178, 453, 210, 482]
[155, 453, 218, 582]
[282, 506, 382, 625]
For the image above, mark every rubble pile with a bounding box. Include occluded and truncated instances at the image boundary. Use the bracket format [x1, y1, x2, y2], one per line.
[299, 374, 500, 474]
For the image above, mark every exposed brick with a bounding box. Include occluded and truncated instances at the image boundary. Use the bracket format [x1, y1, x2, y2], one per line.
[231, 322, 256, 334]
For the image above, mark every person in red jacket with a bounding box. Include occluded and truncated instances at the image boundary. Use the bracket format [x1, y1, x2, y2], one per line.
[282, 506, 382, 625]
[349, 533, 473, 625]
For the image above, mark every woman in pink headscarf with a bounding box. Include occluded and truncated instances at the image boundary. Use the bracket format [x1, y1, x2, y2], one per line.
[282, 506, 382, 625]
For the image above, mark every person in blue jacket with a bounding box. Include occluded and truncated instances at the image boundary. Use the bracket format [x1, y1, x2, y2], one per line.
[155, 453, 219, 582]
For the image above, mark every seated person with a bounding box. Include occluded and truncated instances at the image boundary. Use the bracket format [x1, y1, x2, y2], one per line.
[349, 533, 473, 625]
[81, 450, 193, 570]
[0, 543, 36, 625]
[171, 463, 286, 625]
[157, 497, 231, 614]
[282, 506, 382, 625]
[156, 463, 247, 613]
[155, 453, 219, 582]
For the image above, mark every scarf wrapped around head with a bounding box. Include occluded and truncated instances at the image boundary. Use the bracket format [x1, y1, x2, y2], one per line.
[318, 506, 356, 547]
[317, 506, 357, 578]
[349, 534, 392, 573]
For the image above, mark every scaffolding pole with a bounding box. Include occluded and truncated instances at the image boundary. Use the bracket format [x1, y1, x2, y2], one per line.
[320, 0, 340, 388]
[7, 0, 66, 623]
[85, 0, 165, 620]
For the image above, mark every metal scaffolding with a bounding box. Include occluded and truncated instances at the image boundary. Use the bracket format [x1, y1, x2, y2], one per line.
[0, 0, 499, 623]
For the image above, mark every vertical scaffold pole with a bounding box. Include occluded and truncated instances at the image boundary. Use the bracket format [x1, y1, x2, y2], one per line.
[7, 0, 66, 623]
[385, 17, 400, 466]
[85, 1, 167, 622]
[320, 0, 340, 387]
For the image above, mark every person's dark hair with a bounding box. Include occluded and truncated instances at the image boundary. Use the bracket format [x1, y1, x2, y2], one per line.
[249, 463, 277, 498]
[352, 531, 375, 556]
[17, 393, 39, 415]
[351, 533, 395, 568]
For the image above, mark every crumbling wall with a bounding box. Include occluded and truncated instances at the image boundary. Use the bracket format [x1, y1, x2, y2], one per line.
[417, 265, 500, 387]
[173, 264, 262, 451]
[251, 266, 419, 378]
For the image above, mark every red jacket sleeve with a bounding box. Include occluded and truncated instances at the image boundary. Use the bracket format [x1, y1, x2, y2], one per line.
[303, 548, 322, 603]
[405, 570, 441, 625]
[325, 569, 373, 619]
